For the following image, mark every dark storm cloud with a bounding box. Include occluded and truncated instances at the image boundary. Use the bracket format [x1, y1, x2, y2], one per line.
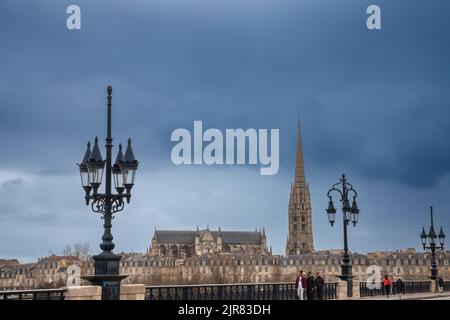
[0, 0, 450, 258]
[1, 0, 449, 186]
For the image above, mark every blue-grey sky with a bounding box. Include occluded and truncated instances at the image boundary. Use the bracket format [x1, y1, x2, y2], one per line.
[1, 0, 449, 262]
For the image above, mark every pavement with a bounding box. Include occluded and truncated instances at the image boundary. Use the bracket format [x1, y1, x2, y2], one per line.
[360, 292, 450, 300]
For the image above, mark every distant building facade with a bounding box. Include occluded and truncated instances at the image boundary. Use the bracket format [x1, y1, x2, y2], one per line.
[0, 256, 82, 290]
[2, 249, 450, 289]
[118, 249, 450, 285]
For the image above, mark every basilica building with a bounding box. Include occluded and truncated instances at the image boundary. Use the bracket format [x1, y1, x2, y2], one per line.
[149, 226, 269, 258]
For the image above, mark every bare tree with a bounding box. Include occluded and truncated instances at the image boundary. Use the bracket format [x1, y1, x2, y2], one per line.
[61, 243, 91, 262]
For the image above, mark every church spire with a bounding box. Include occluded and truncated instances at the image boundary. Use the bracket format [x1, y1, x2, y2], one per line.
[286, 117, 314, 255]
[295, 117, 306, 185]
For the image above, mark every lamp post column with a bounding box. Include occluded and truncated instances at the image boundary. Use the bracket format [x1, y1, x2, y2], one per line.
[101, 86, 114, 254]
[341, 176, 351, 280]
[326, 174, 359, 298]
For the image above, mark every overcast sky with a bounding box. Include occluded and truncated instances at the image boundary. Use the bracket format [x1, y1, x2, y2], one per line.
[1, 0, 449, 262]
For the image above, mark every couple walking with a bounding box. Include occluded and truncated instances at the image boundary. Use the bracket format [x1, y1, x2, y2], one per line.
[295, 270, 325, 300]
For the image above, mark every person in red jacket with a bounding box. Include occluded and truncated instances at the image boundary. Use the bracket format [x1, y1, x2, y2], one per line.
[383, 275, 392, 298]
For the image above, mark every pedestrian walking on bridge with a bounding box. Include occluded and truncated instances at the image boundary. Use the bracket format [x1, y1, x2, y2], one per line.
[306, 272, 316, 300]
[295, 270, 306, 300]
[383, 275, 392, 299]
[315, 272, 325, 300]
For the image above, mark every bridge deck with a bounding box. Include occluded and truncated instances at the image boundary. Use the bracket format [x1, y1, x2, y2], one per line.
[360, 292, 450, 300]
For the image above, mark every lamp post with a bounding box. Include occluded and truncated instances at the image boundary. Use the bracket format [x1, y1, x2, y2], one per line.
[420, 206, 445, 284]
[77, 86, 138, 300]
[326, 174, 359, 298]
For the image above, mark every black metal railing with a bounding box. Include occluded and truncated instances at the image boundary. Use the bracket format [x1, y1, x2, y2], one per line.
[360, 281, 431, 298]
[323, 282, 338, 299]
[145, 282, 337, 300]
[0, 288, 66, 300]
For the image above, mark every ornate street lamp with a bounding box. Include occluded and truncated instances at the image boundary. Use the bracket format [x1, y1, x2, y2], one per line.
[77, 86, 138, 300]
[326, 174, 359, 298]
[420, 206, 445, 282]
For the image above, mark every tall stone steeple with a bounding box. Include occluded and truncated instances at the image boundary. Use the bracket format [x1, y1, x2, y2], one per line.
[295, 117, 306, 184]
[286, 119, 314, 255]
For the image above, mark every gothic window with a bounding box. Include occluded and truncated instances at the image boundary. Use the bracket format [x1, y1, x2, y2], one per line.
[301, 216, 305, 222]
[183, 245, 191, 257]
[171, 245, 178, 257]
[293, 224, 297, 232]
[301, 224, 306, 232]
[302, 203, 305, 210]
[302, 243, 306, 249]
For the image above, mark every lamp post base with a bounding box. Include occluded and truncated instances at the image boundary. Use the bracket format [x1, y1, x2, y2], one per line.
[337, 267, 354, 298]
[429, 267, 438, 281]
[428, 270, 439, 293]
[82, 253, 128, 300]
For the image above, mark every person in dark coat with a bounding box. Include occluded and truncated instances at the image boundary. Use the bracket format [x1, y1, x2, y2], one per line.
[438, 277, 444, 293]
[306, 272, 315, 300]
[395, 278, 404, 295]
[315, 272, 325, 300]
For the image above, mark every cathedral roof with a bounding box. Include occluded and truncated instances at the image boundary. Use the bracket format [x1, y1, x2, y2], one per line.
[217, 231, 262, 244]
[154, 229, 263, 245]
[155, 230, 196, 244]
